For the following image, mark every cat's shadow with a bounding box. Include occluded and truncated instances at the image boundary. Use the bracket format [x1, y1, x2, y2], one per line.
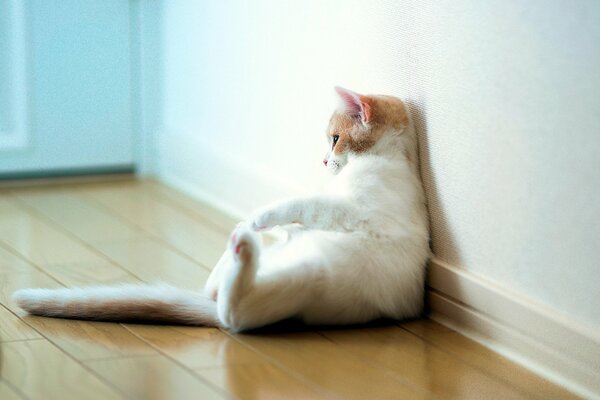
[405, 99, 460, 313]
[240, 317, 408, 335]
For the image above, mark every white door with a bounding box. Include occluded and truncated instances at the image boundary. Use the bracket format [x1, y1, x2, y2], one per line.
[0, 1, 135, 177]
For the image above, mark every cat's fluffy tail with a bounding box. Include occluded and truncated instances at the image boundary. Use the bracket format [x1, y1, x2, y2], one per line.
[12, 284, 220, 326]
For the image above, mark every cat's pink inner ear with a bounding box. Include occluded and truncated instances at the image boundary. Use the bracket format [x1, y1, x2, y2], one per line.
[335, 86, 362, 115]
[359, 97, 373, 124]
[334, 86, 372, 124]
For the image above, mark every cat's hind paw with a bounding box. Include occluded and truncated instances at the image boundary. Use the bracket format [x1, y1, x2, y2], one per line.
[230, 223, 260, 266]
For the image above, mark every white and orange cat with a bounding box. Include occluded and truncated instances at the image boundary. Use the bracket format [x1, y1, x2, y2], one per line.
[13, 87, 430, 332]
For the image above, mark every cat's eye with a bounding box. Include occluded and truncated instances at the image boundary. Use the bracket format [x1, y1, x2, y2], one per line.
[332, 135, 339, 148]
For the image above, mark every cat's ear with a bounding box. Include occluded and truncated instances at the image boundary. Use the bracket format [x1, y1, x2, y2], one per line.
[334, 86, 373, 124]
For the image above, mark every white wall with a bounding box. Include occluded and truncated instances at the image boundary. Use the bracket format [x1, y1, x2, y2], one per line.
[144, 0, 600, 332]
[149, 0, 413, 214]
[407, 1, 600, 333]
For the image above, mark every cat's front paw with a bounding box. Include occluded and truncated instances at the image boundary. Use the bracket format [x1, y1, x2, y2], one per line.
[250, 208, 278, 231]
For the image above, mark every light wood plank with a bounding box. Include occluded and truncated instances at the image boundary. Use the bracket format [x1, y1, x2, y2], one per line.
[229, 330, 432, 400]
[0, 381, 25, 400]
[0, 196, 138, 287]
[92, 237, 210, 290]
[143, 180, 238, 235]
[1, 340, 124, 400]
[80, 185, 227, 267]
[400, 319, 580, 400]
[125, 325, 260, 369]
[11, 189, 144, 243]
[0, 305, 41, 342]
[196, 363, 326, 400]
[320, 325, 528, 400]
[0, 195, 18, 211]
[0, 245, 37, 275]
[37, 260, 140, 287]
[0, 198, 106, 266]
[23, 317, 157, 361]
[85, 355, 226, 400]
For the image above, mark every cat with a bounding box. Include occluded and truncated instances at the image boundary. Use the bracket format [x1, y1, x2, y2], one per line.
[13, 87, 430, 332]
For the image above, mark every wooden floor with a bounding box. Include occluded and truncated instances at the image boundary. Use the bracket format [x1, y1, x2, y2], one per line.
[0, 179, 578, 400]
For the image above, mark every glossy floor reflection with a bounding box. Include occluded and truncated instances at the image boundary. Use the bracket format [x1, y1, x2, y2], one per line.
[0, 179, 579, 399]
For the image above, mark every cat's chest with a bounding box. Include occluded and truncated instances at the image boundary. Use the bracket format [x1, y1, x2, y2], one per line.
[329, 166, 385, 199]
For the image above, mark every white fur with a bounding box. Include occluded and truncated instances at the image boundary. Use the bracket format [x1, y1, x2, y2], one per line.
[13, 284, 219, 325]
[13, 97, 430, 332]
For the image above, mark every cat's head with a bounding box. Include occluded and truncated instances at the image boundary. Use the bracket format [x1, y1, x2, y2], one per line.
[323, 86, 410, 174]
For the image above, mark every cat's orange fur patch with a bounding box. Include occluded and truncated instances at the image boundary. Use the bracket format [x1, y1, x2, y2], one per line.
[328, 95, 409, 154]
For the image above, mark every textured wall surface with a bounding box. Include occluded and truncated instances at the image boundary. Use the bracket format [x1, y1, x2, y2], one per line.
[149, 0, 600, 329]
[401, 1, 600, 329]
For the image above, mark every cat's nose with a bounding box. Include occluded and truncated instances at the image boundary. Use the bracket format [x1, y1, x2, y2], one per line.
[323, 159, 328, 167]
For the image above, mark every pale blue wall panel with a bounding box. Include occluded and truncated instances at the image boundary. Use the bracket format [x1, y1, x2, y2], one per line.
[0, 0, 135, 174]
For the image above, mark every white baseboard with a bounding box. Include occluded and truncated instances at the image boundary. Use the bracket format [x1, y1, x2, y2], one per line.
[427, 258, 600, 399]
